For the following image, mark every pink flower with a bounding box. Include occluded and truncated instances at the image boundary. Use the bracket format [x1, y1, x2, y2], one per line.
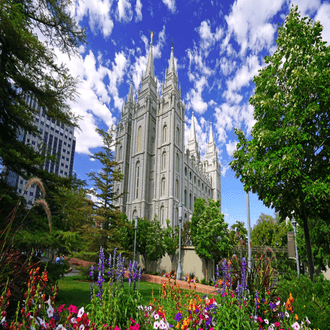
[274, 321, 280, 327]
[306, 317, 311, 325]
[230, 293, 235, 298]
[114, 326, 121, 330]
[57, 304, 66, 313]
[291, 322, 300, 330]
[258, 317, 263, 323]
[68, 304, 79, 314]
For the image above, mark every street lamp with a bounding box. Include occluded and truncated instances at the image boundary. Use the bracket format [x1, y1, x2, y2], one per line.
[246, 192, 252, 272]
[292, 218, 300, 276]
[133, 215, 138, 265]
[176, 203, 183, 280]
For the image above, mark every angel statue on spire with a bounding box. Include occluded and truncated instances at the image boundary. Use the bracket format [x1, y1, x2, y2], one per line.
[148, 30, 153, 45]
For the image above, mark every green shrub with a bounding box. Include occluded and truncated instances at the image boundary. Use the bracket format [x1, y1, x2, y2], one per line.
[276, 274, 330, 330]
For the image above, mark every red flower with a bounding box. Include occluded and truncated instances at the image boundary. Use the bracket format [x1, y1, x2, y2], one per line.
[57, 304, 66, 313]
[68, 304, 79, 314]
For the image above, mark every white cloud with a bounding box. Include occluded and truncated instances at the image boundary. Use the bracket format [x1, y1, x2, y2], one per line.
[135, 0, 143, 22]
[224, 0, 284, 56]
[162, 0, 176, 13]
[221, 164, 230, 177]
[75, 0, 114, 38]
[226, 140, 238, 156]
[314, 2, 330, 45]
[220, 57, 236, 76]
[197, 20, 223, 56]
[117, 0, 133, 22]
[186, 75, 208, 114]
[289, 0, 320, 17]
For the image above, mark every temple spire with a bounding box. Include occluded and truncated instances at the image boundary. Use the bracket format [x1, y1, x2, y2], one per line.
[145, 31, 154, 78]
[128, 75, 134, 103]
[189, 110, 196, 141]
[209, 121, 214, 143]
[168, 40, 175, 74]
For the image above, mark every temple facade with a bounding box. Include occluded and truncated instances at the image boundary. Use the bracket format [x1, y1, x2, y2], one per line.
[114, 40, 221, 227]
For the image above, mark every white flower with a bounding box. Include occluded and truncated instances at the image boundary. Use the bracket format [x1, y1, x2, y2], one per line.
[148, 306, 152, 311]
[71, 317, 77, 324]
[154, 313, 159, 320]
[45, 297, 51, 307]
[292, 322, 300, 330]
[159, 319, 167, 329]
[285, 311, 290, 318]
[264, 319, 269, 325]
[276, 300, 281, 306]
[47, 306, 54, 318]
[306, 317, 311, 325]
[1, 317, 6, 324]
[138, 305, 143, 310]
[77, 307, 84, 318]
[79, 325, 85, 330]
[56, 325, 67, 330]
[154, 321, 160, 329]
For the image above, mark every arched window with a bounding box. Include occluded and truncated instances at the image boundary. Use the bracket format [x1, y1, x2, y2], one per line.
[133, 210, 137, 218]
[194, 196, 196, 207]
[175, 208, 178, 227]
[161, 178, 166, 196]
[190, 171, 192, 180]
[160, 206, 165, 227]
[163, 125, 167, 143]
[176, 154, 179, 172]
[202, 183, 204, 190]
[175, 180, 179, 198]
[189, 193, 192, 209]
[184, 213, 187, 222]
[137, 126, 142, 152]
[135, 162, 140, 199]
[162, 151, 166, 170]
[184, 189, 187, 207]
[176, 127, 179, 145]
[118, 146, 122, 161]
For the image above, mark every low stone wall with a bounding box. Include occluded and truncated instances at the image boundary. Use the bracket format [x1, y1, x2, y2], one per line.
[123, 271, 218, 296]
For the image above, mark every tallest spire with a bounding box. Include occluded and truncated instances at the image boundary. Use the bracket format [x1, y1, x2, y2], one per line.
[189, 110, 196, 141]
[168, 40, 175, 74]
[145, 31, 155, 78]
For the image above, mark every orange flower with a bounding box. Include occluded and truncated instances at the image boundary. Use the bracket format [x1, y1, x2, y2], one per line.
[290, 293, 294, 304]
[295, 314, 298, 321]
[198, 296, 201, 304]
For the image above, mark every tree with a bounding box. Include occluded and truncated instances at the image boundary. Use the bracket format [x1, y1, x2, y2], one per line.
[228, 221, 248, 247]
[229, 5, 330, 280]
[0, 0, 85, 183]
[190, 198, 206, 246]
[191, 198, 231, 281]
[73, 128, 128, 260]
[251, 213, 293, 247]
[164, 220, 179, 270]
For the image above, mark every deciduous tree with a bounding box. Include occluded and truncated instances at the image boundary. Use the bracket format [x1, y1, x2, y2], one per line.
[230, 5, 330, 279]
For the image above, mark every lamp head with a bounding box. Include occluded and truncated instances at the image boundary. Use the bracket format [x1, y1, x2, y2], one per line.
[179, 203, 182, 219]
[135, 215, 138, 229]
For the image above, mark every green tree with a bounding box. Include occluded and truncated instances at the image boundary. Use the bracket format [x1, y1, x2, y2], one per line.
[228, 221, 248, 247]
[181, 219, 193, 247]
[251, 213, 293, 247]
[190, 198, 206, 246]
[229, 5, 330, 279]
[164, 220, 179, 270]
[192, 198, 231, 281]
[0, 0, 85, 184]
[73, 128, 128, 260]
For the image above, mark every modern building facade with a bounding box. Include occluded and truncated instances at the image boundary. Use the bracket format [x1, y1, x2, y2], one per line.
[114, 40, 221, 227]
[2, 95, 76, 206]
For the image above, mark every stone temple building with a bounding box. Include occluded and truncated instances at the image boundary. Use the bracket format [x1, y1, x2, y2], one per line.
[114, 39, 221, 227]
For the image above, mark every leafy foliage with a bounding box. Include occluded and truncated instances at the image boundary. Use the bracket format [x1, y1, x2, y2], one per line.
[229, 5, 330, 279]
[163, 220, 179, 270]
[192, 198, 231, 280]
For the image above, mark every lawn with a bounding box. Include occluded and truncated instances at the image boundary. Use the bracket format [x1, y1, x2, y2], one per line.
[55, 275, 213, 310]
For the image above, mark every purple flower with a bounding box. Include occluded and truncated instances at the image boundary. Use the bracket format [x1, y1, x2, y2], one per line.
[174, 312, 182, 322]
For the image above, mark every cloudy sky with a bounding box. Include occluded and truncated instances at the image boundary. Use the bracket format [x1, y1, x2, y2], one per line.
[58, 0, 330, 228]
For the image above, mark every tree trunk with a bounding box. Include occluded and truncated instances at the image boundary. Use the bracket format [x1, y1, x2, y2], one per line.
[301, 212, 315, 280]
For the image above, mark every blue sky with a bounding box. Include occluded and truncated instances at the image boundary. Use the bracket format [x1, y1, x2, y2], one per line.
[54, 0, 330, 228]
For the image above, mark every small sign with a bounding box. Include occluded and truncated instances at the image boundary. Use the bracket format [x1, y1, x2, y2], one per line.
[287, 232, 295, 258]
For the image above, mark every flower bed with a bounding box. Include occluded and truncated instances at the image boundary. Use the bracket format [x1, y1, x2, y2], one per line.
[0, 247, 315, 330]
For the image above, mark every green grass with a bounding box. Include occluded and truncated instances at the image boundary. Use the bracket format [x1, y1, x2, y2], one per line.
[55, 275, 213, 309]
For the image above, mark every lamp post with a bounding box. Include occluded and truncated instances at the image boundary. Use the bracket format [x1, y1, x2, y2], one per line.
[176, 203, 183, 280]
[133, 215, 138, 265]
[246, 192, 252, 272]
[292, 219, 300, 276]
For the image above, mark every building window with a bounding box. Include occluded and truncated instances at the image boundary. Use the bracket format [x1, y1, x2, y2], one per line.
[119, 146, 122, 161]
[189, 193, 192, 210]
[194, 176, 196, 184]
[161, 178, 166, 196]
[176, 154, 179, 172]
[185, 213, 187, 222]
[175, 180, 179, 199]
[137, 126, 142, 152]
[162, 151, 166, 170]
[160, 206, 165, 227]
[198, 179, 200, 187]
[133, 210, 137, 218]
[175, 208, 178, 227]
[135, 162, 140, 199]
[194, 196, 196, 206]
[190, 171, 192, 180]
[30, 192, 34, 196]
[184, 189, 187, 207]
[185, 167, 187, 176]
[176, 127, 179, 145]
[163, 125, 167, 143]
